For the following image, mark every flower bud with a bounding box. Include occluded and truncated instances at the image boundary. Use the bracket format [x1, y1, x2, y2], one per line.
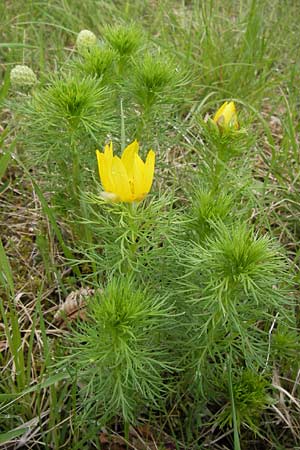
[76, 29, 97, 55]
[10, 65, 37, 89]
[213, 101, 239, 131]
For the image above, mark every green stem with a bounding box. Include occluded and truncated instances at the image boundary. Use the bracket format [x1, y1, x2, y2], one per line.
[118, 56, 127, 79]
[120, 203, 139, 274]
[211, 146, 228, 193]
[124, 420, 130, 449]
[137, 104, 155, 142]
[128, 202, 139, 262]
[120, 98, 126, 150]
[71, 139, 80, 200]
[228, 351, 241, 450]
[71, 139, 95, 271]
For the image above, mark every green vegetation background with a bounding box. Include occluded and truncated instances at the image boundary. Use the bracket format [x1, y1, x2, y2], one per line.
[1, 0, 300, 449]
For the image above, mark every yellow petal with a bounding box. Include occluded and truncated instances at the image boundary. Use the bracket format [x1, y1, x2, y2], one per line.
[222, 101, 234, 126]
[111, 156, 132, 202]
[121, 140, 139, 179]
[104, 141, 113, 160]
[121, 140, 148, 200]
[213, 101, 228, 124]
[96, 150, 114, 192]
[142, 150, 155, 195]
[131, 153, 146, 199]
[225, 101, 238, 129]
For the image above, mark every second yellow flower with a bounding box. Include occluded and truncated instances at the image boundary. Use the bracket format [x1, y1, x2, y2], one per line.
[213, 101, 239, 131]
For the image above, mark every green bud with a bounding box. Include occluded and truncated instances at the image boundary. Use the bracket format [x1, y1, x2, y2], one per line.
[76, 29, 97, 55]
[10, 65, 37, 89]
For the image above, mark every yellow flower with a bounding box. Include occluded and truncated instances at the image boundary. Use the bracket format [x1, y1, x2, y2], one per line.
[96, 140, 155, 202]
[213, 101, 239, 131]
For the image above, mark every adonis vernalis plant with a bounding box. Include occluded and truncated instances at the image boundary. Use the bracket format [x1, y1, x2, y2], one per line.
[64, 277, 176, 426]
[2, 6, 299, 450]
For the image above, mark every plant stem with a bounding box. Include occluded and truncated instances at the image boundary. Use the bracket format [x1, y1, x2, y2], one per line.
[71, 138, 95, 267]
[121, 98, 126, 150]
[228, 351, 241, 450]
[124, 420, 130, 449]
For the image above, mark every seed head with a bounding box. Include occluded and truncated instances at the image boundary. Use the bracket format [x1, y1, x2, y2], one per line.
[10, 65, 37, 89]
[76, 29, 97, 55]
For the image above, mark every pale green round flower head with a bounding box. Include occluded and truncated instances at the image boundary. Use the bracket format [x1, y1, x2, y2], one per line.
[10, 65, 37, 89]
[76, 29, 97, 55]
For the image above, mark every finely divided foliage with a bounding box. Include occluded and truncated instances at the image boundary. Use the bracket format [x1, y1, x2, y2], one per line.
[1, 1, 300, 449]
